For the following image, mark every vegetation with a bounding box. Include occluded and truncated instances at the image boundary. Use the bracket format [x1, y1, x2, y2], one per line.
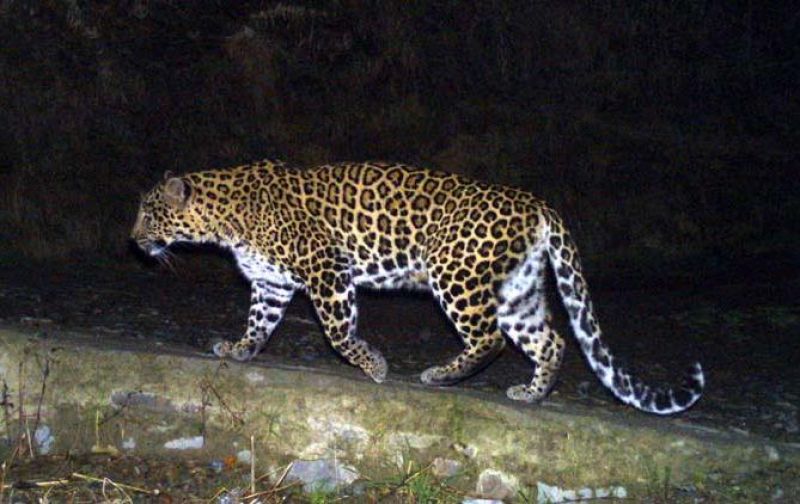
[0, 1, 796, 277]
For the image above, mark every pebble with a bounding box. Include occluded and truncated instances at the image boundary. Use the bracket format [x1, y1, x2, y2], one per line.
[765, 445, 780, 462]
[216, 489, 243, 503]
[452, 442, 478, 459]
[237, 449, 253, 464]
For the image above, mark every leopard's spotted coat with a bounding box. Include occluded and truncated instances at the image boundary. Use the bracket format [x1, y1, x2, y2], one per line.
[132, 160, 704, 414]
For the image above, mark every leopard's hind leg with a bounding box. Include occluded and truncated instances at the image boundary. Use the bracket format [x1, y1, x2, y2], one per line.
[498, 244, 566, 402]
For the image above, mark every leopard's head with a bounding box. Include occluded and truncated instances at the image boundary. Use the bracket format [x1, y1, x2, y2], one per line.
[131, 174, 201, 257]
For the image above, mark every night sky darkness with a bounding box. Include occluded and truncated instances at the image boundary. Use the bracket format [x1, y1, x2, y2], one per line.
[0, 1, 798, 430]
[0, 1, 796, 270]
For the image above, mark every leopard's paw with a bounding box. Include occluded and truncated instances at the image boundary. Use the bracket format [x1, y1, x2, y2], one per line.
[229, 341, 258, 361]
[212, 340, 233, 358]
[506, 384, 544, 403]
[420, 365, 459, 386]
[363, 352, 387, 383]
[213, 339, 258, 361]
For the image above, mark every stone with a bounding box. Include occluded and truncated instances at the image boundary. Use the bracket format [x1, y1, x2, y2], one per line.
[110, 391, 176, 413]
[164, 435, 204, 450]
[432, 457, 462, 478]
[34, 425, 54, 455]
[245, 371, 266, 383]
[537, 482, 582, 503]
[386, 431, 446, 468]
[536, 482, 627, 503]
[307, 416, 370, 448]
[476, 469, 519, 500]
[285, 458, 360, 493]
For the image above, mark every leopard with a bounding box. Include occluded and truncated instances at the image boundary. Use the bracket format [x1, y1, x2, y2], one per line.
[131, 159, 704, 415]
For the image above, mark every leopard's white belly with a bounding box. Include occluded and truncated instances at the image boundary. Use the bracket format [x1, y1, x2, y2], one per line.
[353, 266, 430, 291]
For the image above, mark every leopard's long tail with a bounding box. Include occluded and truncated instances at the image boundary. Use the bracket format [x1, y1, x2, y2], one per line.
[544, 210, 704, 415]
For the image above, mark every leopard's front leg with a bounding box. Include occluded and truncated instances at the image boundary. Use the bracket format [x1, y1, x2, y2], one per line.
[213, 279, 295, 361]
[304, 257, 387, 383]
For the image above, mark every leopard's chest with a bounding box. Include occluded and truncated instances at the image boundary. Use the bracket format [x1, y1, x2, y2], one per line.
[233, 247, 299, 287]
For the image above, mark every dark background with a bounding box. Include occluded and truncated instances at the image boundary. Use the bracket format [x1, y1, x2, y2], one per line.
[0, 0, 798, 285]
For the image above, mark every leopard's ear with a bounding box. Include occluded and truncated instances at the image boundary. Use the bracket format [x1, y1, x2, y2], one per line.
[163, 170, 174, 181]
[163, 177, 193, 210]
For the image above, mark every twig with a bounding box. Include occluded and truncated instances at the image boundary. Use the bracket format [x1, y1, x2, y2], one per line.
[16, 360, 25, 457]
[29, 352, 51, 454]
[250, 435, 256, 495]
[24, 419, 33, 458]
[272, 461, 293, 490]
[71, 472, 155, 495]
[244, 480, 300, 500]
[207, 485, 232, 502]
[1, 380, 12, 441]
[255, 462, 289, 483]
[0, 443, 23, 501]
[387, 461, 434, 499]
[94, 410, 100, 449]
[199, 377, 245, 427]
[102, 476, 133, 503]
[0, 477, 70, 490]
[242, 462, 294, 500]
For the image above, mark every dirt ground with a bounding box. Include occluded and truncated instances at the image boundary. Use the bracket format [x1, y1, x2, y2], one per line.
[1, 251, 798, 448]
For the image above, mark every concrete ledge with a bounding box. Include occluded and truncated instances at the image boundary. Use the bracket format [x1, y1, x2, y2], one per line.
[1, 328, 797, 500]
